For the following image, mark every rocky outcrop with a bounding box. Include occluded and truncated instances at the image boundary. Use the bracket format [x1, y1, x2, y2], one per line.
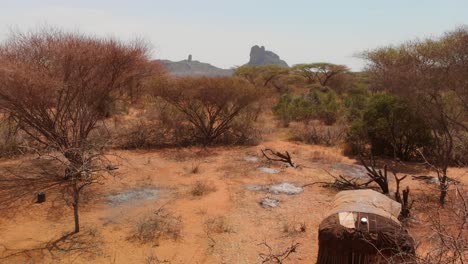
[158, 46, 288, 77]
[157, 56, 233, 77]
[247, 45, 288, 67]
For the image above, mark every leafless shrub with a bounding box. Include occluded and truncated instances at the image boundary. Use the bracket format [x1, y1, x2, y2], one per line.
[0, 27, 156, 234]
[258, 240, 300, 264]
[129, 209, 182, 245]
[0, 120, 27, 157]
[190, 180, 217, 197]
[153, 76, 261, 146]
[290, 122, 345, 146]
[416, 187, 467, 264]
[116, 120, 159, 149]
[204, 216, 234, 249]
[113, 101, 193, 149]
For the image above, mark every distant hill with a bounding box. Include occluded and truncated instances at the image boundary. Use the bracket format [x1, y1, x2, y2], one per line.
[158, 46, 288, 77]
[247, 45, 288, 67]
[157, 55, 233, 77]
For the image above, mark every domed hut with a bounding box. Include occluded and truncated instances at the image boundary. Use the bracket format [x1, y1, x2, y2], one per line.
[317, 189, 415, 264]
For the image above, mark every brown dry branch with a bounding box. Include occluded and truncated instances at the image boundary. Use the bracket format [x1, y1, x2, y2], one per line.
[360, 155, 390, 194]
[415, 187, 466, 263]
[310, 169, 374, 190]
[261, 148, 298, 168]
[393, 172, 414, 219]
[417, 149, 453, 206]
[258, 240, 300, 264]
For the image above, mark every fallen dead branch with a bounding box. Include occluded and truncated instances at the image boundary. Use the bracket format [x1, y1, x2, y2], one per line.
[258, 240, 300, 264]
[261, 149, 298, 168]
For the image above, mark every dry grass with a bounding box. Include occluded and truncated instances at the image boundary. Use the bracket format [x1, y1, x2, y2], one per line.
[128, 209, 182, 245]
[189, 163, 201, 174]
[309, 148, 344, 163]
[281, 221, 307, 236]
[205, 216, 234, 234]
[144, 252, 169, 264]
[289, 122, 346, 147]
[190, 180, 217, 197]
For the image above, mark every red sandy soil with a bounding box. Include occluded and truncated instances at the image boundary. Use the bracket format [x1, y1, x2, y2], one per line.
[0, 136, 466, 263]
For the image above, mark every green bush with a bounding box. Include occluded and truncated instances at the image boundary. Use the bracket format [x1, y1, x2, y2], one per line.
[273, 94, 315, 126]
[273, 88, 341, 126]
[345, 93, 432, 160]
[343, 84, 370, 121]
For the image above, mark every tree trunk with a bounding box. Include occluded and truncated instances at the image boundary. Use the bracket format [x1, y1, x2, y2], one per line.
[439, 175, 448, 206]
[73, 201, 80, 233]
[72, 184, 80, 233]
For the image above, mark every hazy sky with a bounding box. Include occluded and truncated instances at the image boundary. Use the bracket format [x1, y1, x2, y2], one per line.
[1, 0, 467, 71]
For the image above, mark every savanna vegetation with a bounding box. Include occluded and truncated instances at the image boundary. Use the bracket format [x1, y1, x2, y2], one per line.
[0, 26, 466, 263]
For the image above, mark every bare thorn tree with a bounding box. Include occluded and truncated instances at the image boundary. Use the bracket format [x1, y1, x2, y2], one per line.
[0, 28, 155, 233]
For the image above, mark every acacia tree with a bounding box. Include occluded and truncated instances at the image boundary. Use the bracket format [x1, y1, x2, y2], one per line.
[234, 65, 290, 93]
[364, 26, 468, 205]
[292, 63, 349, 87]
[0, 29, 155, 233]
[154, 76, 259, 146]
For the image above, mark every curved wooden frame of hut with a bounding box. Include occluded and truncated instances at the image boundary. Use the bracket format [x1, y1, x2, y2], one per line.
[317, 189, 415, 264]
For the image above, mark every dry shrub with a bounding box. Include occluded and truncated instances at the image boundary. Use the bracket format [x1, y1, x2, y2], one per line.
[414, 187, 467, 264]
[115, 76, 263, 148]
[190, 180, 217, 197]
[216, 108, 262, 146]
[144, 253, 169, 264]
[282, 221, 307, 236]
[153, 76, 261, 146]
[290, 122, 345, 146]
[129, 209, 182, 245]
[309, 149, 343, 163]
[205, 216, 234, 234]
[0, 121, 25, 157]
[189, 163, 201, 174]
[0, 28, 158, 234]
[113, 101, 192, 149]
[258, 240, 300, 264]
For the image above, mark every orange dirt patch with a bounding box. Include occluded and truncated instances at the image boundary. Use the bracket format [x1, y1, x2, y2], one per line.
[0, 139, 466, 263]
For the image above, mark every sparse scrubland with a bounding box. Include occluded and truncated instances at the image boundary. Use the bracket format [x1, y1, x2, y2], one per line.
[0, 27, 466, 263]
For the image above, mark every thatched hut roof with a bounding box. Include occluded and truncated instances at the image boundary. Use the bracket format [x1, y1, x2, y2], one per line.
[317, 189, 415, 264]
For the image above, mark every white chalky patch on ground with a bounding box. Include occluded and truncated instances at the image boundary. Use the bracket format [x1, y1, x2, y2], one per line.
[257, 167, 279, 174]
[260, 197, 280, 208]
[106, 188, 160, 206]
